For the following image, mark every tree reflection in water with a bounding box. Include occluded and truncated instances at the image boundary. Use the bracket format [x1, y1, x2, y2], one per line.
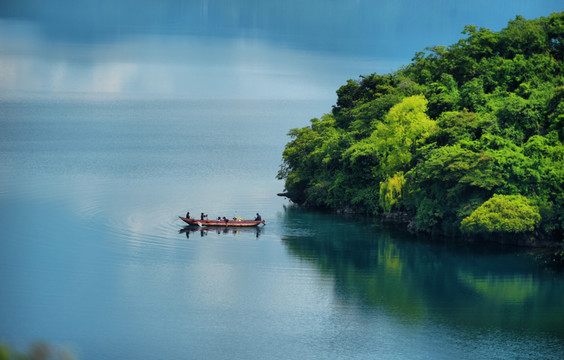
[280, 207, 564, 337]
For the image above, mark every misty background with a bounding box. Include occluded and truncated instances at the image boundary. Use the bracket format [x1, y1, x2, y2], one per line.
[0, 0, 561, 100]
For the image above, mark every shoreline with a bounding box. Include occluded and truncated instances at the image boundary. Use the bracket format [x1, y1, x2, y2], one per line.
[280, 192, 564, 251]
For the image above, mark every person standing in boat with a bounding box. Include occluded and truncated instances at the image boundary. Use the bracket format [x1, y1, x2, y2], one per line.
[255, 213, 262, 221]
[200, 212, 208, 220]
[186, 212, 190, 219]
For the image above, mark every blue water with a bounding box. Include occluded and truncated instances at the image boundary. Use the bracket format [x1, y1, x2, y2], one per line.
[1, 97, 563, 359]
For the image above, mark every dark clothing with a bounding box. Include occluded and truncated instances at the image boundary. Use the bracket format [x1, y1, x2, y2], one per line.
[255, 213, 262, 221]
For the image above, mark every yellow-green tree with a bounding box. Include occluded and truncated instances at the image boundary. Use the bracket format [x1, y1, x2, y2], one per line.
[460, 194, 541, 233]
[379, 172, 406, 212]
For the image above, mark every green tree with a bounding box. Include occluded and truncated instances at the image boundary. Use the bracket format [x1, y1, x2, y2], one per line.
[372, 95, 437, 176]
[497, 15, 550, 58]
[426, 73, 461, 118]
[460, 194, 541, 234]
[278, 12, 564, 243]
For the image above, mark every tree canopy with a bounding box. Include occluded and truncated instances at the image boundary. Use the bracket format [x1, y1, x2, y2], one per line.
[278, 12, 564, 242]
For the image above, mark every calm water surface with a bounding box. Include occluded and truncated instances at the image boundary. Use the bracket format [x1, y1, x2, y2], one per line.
[1, 98, 563, 359]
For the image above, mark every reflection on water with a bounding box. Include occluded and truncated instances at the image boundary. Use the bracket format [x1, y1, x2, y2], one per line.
[281, 207, 564, 338]
[457, 271, 538, 303]
[180, 226, 264, 239]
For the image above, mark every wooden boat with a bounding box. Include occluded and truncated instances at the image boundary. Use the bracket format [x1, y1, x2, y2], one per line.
[179, 216, 265, 227]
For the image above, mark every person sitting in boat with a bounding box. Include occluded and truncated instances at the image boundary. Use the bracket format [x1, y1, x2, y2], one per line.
[200, 212, 208, 220]
[232, 216, 237, 221]
[222, 217, 229, 224]
[186, 212, 190, 219]
[255, 213, 262, 221]
[217, 217, 221, 222]
[238, 217, 242, 222]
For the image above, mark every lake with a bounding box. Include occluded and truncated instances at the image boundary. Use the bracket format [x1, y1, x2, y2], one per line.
[1, 97, 563, 360]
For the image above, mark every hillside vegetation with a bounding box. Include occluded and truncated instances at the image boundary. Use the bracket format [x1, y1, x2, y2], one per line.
[278, 13, 564, 244]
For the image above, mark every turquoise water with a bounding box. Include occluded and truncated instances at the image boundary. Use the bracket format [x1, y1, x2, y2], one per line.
[1, 98, 563, 359]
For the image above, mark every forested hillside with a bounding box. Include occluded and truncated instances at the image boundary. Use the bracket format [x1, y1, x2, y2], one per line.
[278, 12, 564, 244]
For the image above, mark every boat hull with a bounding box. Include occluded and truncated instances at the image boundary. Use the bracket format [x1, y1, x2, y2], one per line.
[179, 216, 265, 227]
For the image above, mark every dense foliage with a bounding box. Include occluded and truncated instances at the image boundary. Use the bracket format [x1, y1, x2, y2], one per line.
[278, 13, 564, 242]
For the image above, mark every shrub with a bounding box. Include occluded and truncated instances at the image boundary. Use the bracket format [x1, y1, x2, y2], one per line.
[460, 194, 541, 233]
